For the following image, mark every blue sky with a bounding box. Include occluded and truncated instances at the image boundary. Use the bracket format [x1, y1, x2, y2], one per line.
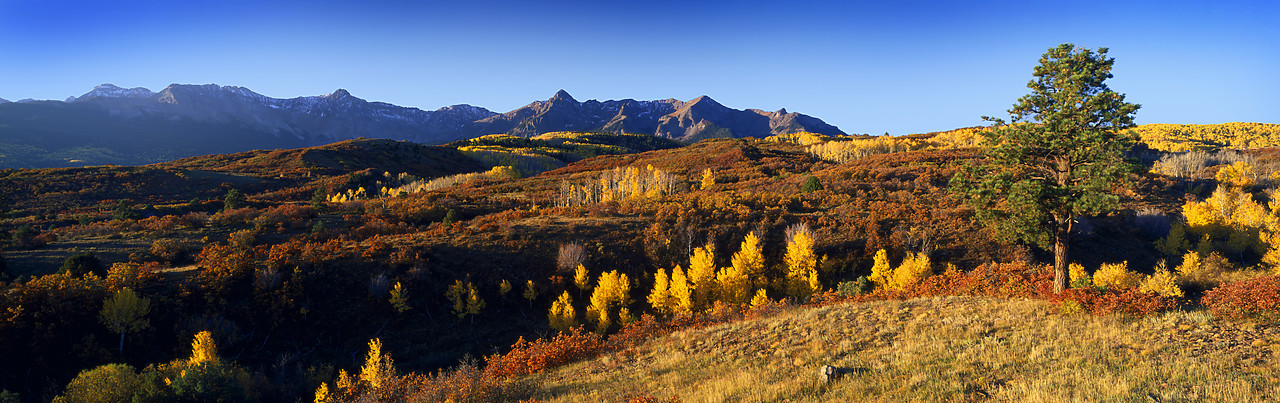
[1, 0, 1276, 135]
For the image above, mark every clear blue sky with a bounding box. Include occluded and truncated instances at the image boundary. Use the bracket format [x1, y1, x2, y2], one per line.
[1, 0, 1276, 135]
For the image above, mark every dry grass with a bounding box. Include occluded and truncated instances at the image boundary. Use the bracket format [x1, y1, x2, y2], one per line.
[525, 296, 1280, 402]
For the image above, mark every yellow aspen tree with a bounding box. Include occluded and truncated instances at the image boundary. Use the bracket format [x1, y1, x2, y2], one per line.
[498, 279, 512, 297]
[750, 288, 770, 308]
[647, 268, 673, 315]
[99, 287, 151, 355]
[700, 168, 715, 190]
[574, 264, 590, 294]
[188, 330, 219, 366]
[730, 232, 766, 288]
[359, 338, 395, 390]
[586, 270, 631, 333]
[868, 249, 892, 289]
[783, 224, 819, 300]
[889, 252, 932, 290]
[314, 382, 333, 403]
[446, 280, 485, 320]
[668, 265, 693, 314]
[389, 282, 411, 313]
[715, 264, 751, 305]
[687, 245, 717, 310]
[548, 291, 577, 332]
[523, 280, 537, 307]
[1216, 161, 1255, 189]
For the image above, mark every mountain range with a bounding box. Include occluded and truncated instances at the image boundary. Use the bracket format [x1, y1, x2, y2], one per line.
[0, 84, 845, 168]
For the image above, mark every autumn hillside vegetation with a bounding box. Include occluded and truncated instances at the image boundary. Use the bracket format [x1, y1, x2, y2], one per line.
[2, 121, 1280, 402]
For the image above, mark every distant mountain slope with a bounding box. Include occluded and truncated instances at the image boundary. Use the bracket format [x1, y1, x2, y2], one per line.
[470, 90, 846, 141]
[0, 84, 845, 168]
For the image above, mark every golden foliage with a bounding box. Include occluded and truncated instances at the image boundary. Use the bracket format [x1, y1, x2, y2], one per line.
[523, 280, 538, 303]
[446, 280, 485, 319]
[765, 131, 834, 146]
[1069, 263, 1091, 288]
[548, 292, 577, 333]
[389, 282, 411, 313]
[888, 252, 932, 291]
[188, 331, 219, 366]
[700, 168, 715, 190]
[558, 165, 680, 207]
[807, 136, 925, 163]
[1093, 262, 1142, 290]
[749, 289, 771, 308]
[1139, 269, 1185, 298]
[586, 270, 631, 333]
[687, 246, 717, 311]
[359, 338, 394, 390]
[715, 262, 751, 306]
[574, 265, 590, 292]
[647, 268, 673, 315]
[869, 249, 892, 290]
[730, 232, 766, 288]
[1133, 122, 1280, 152]
[668, 265, 693, 315]
[1215, 161, 1255, 189]
[783, 224, 820, 300]
[498, 279, 513, 296]
[99, 287, 151, 335]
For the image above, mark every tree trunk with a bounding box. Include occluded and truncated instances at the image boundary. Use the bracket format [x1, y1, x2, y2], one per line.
[1053, 219, 1070, 294]
[118, 332, 125, 355]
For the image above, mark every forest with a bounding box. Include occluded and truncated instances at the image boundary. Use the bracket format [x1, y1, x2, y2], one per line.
[1, 116, 1279, 401]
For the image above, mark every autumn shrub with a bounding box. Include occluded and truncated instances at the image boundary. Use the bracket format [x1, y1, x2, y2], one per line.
[150, 238, 198, 264]
[1092, 262, 1142, 290]
[1138, 268, 1185, 298]
[1049, 287, 1177, 316]
[211, 207, 260, 227]
[396, 360, 516, 403]
[483, 327, 607, 378]
[1202, 275, 1280, 320]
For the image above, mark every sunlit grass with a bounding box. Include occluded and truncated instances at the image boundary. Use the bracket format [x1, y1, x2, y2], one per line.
[526, 296, 1280, 402]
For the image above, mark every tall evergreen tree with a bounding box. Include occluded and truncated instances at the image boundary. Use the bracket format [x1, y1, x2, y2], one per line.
[950, 43, 1140, 293]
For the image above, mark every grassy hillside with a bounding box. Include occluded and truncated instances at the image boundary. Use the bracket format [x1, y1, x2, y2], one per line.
[527, 296, 1278, 402]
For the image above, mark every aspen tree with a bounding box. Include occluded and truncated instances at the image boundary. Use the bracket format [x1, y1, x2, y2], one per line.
[687, 246, 718, 310]
[548, 291, 577, 332]
[647, 268, 673, 314]
[869, 249, 892, 289]
[586, 270, 630, 333]
[669, 265, 693, 314]
[783, 224, 820, 300]
[359, 338, 394, 390]
[99, 287, 151, 355]
[188, 331, 219, 366]
[730, 232, 766, 288]
[523, 280, 537, 307]
[700, 168, 715, 190]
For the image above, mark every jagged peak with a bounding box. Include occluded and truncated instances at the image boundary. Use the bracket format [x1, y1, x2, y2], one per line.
[327, 89, 353, 99]
[550, 89, 577, 103]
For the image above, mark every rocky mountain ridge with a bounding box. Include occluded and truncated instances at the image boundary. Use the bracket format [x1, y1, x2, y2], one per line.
[0, 84, 846, 167]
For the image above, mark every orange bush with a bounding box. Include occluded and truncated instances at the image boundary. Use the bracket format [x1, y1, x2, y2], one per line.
[483, 327, 606, 378]
[1202, 275, 1280, 320]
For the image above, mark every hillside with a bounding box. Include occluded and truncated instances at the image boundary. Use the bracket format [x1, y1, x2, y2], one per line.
[0, 128, 1275, 402]
[526, 296, 1277, 402]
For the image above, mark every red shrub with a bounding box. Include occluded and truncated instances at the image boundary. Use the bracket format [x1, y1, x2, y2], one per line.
[1202, 275, 1280, 320]
[1050, 287, 1177, 316]
[483, 327, 606, 378]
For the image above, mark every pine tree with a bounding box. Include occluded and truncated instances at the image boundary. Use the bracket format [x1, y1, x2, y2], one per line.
[950, 43, 1140, 293]
[99, 288, 151, 355]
